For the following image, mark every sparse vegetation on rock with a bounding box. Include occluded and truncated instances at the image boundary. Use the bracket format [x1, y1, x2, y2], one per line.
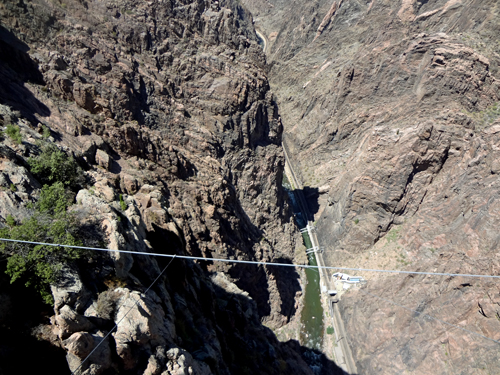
[5, 124, 21, 144]
[28, 143, 83, 189]
[0, 210, 83, 304]
[1, 143, 89, 304]
[118, 194, 127, 211]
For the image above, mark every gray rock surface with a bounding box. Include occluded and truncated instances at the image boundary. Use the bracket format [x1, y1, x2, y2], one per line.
[245, 0, 500, 373]
[0, 0, 342, 374]
[1, 0, 302, 328]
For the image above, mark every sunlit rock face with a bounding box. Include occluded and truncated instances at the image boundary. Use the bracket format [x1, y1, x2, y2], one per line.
[244, 0, 500, 373]
[0, 0, 348, 373]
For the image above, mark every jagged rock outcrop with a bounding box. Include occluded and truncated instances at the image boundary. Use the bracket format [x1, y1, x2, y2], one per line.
[0, 0, 345, 374]
[245, 0, 500, 373]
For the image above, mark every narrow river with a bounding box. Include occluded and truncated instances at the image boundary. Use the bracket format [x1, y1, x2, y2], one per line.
[300, 232, 324, 350]
[282, 176, 324, 351]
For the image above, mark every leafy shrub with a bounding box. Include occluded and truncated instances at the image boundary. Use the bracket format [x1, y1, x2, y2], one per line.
[119, 194, 127, 211]
[1, 142, 103, 305]
[36, 182, 72, 215]
[9, 184, 16, 192]
[1, 172, 83, 304]
[0, 212, 83, 304]
[5, 215, 16, 227]
[42, 125, 51, 139]
[326, 326, 334, 335]
[5, 124, 22, 144]
[28, 144, 83, 189]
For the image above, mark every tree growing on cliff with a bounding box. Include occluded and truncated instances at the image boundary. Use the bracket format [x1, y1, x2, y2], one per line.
[0, 183, 82, 304]
[28, 143, 84, 189]
[0, 144, 89, 304]
[36, 181, 73, 215]
[5, 124, 22, 144]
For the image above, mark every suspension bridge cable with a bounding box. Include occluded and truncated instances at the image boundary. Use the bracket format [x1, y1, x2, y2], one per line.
[1, 238, 499, 280]
[357, 288, 500, 345]
[71, 255, 176, 375]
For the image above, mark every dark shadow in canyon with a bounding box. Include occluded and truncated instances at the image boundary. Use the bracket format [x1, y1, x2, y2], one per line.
[290, 185, 320, 224]
[269, 256, 302, 317]
[152, 253, 347, 375]
[144, 218, 346, 374]
[230, 262, 273, 317]
[0, 266, 70, 375]
[302, 186, 320, 221]
[0, 26, 50, 123]
[228, 200, 303, 321]
[147, 214, 291, 321]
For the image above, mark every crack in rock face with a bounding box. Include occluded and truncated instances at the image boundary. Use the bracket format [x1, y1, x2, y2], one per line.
[242, 0, 500, 373]
[0, 0, 347, 374]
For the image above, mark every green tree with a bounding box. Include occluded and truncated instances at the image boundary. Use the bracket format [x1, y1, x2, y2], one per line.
[36, 182, 72, 215]
[5, 215, 16, 227]
[5, 124, 22, 144]
[1, 177, 81, 304]
[0, 141, 104, 305]
[0, 212, 82, 304]
[28, 144, 83, 189]
[119, 194, 127, 211]
[42, 125, 51, 139]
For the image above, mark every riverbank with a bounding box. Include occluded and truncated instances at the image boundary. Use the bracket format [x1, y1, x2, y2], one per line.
[321, 293, 339, 364]
[281, 175, 325, 349]
[282, 155, 357, 373]
[273, 267, 342, 367]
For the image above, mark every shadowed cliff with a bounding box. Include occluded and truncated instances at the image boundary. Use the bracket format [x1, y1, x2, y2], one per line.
[0, 0, 345, 373]
[244, 0, 500, 373]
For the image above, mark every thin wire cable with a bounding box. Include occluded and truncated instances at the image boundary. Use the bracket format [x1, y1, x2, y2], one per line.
[71, 255, 176, 375]
[357, 288, 500, 345]
[1, 238, 499, 279]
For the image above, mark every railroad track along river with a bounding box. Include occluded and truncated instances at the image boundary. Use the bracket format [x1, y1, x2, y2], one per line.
[282, 140, 357, 374]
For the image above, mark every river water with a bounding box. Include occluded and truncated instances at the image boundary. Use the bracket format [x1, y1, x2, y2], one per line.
[283, 176, 324, 351]
[300, 232, 324, 350]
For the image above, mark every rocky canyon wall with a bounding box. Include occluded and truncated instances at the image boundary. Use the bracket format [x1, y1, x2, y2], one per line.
[0, 0, 344, 374]
[245, 0, 500, 374]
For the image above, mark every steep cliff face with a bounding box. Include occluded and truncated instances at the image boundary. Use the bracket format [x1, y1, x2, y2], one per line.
[246, 0, 500, 374]
[0, 0, 342, 374]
